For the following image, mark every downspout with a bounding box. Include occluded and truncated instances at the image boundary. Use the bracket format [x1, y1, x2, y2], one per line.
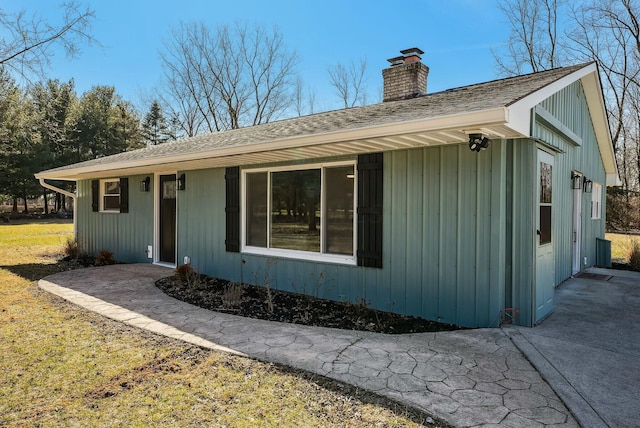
[38, 178, 77, 237]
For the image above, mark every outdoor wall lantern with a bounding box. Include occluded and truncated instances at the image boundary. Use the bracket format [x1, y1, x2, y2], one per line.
[177, 173, 186, 191]
[571, 172, 582, 190]
[140, 176, 151, 192]
[468, 133, 490, 152]
[583, 177, 593, 193]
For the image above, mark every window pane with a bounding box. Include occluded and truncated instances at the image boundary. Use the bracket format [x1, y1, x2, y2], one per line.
[540, 206, 552, 244]
[163, 180, 176, 199]
[591, 183, 602, 219]
[325, 166, 354, 255]
[539, 162, 552, 203]
[271, 169, 320, 252]
[246, 172, 267, 247]
[103, 195, 120, 210]
[104, 181, 120, 195]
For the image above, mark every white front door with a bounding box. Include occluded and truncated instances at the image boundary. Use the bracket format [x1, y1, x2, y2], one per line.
[572, 177, 583, 275]
[535, 149, 555, 323]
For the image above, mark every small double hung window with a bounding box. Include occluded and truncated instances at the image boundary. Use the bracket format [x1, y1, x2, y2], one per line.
[101, 179, 121, 212]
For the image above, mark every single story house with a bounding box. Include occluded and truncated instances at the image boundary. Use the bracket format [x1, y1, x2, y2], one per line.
[36, 48, 618, 327]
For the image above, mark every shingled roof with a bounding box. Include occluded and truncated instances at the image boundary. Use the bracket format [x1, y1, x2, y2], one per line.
[37, 62, 611, 181]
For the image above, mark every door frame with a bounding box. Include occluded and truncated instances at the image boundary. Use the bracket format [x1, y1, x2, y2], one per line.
[154, 171, 178, 267]
[572, 172, 583, 275]
[534, 148, 555, 323]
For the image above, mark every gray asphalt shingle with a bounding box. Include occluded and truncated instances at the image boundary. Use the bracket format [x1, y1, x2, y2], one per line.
[41, 63, 587, 174]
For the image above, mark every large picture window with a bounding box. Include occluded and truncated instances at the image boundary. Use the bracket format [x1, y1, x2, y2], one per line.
[243, 162, 356, 263]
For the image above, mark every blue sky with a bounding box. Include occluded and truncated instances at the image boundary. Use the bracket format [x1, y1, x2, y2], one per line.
[3, 0, 510, 113]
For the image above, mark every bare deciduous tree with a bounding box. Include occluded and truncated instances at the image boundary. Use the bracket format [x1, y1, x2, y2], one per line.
[156, 68, 205, 138]
[327, 58, 368, 108]
[159, 22, 299, 134]
[568, 0, 640, 154]
[495, 0, 640, 228]
[293, 76, 317, 117]
[0, 2, 96, 80]
[493, 0, 566, 75]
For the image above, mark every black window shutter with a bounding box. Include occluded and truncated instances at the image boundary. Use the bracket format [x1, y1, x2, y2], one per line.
[119, 177, 129, 213]
[357, 153, 383, 268]
[91, 179, 99, 212]
[225, 167, 240, 252]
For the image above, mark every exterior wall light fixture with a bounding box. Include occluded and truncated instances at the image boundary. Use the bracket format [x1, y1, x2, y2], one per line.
[583, 177, 593, 193]
[571, 172, 582, 190]
[140, 176, 151, 192]
[177, 173, 186, 191]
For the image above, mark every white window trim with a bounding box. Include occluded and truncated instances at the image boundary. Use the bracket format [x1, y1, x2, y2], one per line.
[591, 182, 602, 219]
[100, 178, 120, 213]
[241, 161, 357, 265]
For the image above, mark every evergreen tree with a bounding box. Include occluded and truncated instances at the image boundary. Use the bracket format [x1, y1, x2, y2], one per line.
[142, 100, 174, 145]
[69, 86, 143, 161]
[31, 79, 78, 211]
[0, 70, 45, 212]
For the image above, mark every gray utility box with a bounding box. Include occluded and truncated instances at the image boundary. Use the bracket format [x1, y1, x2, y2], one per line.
[596, 237, 612, 268]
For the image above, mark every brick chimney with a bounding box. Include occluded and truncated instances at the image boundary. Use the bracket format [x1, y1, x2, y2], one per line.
[382, 48, 429, 102]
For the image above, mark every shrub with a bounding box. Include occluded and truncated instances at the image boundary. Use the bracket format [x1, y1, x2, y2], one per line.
[94, 249, 116, 266]
[175, 264, 203, 289]
[221, 282, 245, 309]
[62, 238, 79, 259]
[629, 241, 640, 271]
[175, 264, 195, 281]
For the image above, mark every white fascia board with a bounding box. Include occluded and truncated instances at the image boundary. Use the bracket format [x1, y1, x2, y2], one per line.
[506, 63, 598, 136]
[506, 63, 619, 181]
[606, 173, 622, 187]
[35, 108, 509, 181]
[580, 71, 619, 179]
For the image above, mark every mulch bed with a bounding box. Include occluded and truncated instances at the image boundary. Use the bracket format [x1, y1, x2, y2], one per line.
[156, 274, 462, 334]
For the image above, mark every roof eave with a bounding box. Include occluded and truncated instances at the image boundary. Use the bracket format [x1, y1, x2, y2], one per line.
[580, 68, 620, 184]
[505, 63, 619, 182]
[35, 107, 512, 181]
[506, 63, 596, 134]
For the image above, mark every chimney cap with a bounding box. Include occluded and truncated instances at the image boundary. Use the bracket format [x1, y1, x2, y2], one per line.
[387, 55, 405, 66]
[400, 47, 424, 56]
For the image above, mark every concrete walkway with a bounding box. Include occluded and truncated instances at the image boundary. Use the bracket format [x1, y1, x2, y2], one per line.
[39, 264, 577, 427]
[506, 268, 640, 428]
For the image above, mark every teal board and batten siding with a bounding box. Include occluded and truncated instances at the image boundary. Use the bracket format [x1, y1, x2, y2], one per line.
[73, 80, 607, 329]
[506, 139, 537, 327]
[533, 80, 607, 285]
[76, 175, 154, 263]
[506, 80, 609, 326]
[176, 143, 508, 328]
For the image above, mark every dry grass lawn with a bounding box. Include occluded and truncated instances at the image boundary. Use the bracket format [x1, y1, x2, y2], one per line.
[0, 220, 441, 427]
[606, 232, 640, 261]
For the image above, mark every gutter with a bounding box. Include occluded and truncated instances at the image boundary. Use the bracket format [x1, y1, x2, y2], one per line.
[38, 178, 75, 199]
[38, 178, 77, 237]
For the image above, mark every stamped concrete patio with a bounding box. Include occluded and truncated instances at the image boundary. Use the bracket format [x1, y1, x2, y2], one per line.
[38, 264, 581, 427]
